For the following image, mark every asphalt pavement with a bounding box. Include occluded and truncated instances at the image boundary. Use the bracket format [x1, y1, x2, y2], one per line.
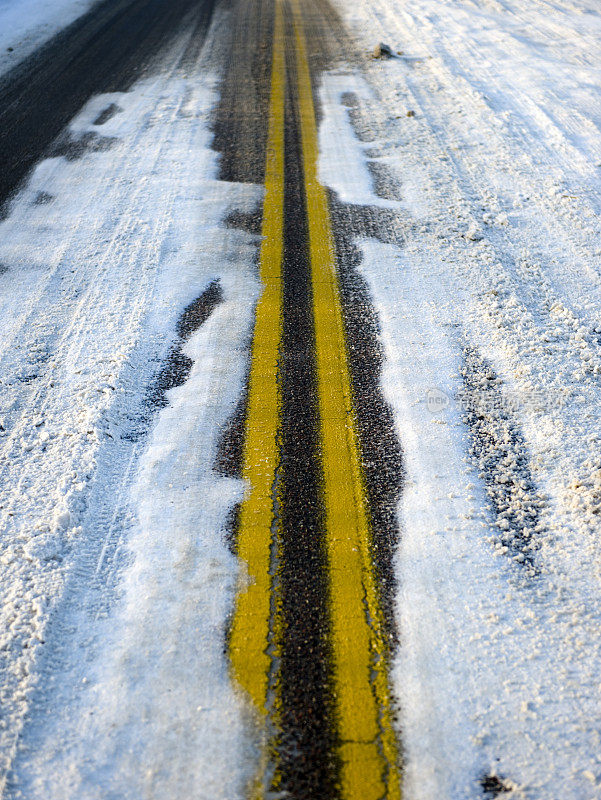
[0, 1, 403, 797]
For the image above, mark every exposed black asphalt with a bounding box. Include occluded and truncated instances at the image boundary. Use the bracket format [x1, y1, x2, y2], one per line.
[0, 0, 217, 211]
[214, 0, 404, 796]
[277, 33, 338, 795]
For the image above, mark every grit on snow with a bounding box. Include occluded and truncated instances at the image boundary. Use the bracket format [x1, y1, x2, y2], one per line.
[1, 0, 601, 797]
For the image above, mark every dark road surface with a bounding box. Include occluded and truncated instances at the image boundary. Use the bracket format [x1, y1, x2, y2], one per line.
[218, 1, 403, 797]
[0, 0, 216, 210]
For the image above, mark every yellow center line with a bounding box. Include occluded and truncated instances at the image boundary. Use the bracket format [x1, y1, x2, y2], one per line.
[230, 0, 402, 796]
[229, 0, 285, 728]
[290, 2, 402, 798]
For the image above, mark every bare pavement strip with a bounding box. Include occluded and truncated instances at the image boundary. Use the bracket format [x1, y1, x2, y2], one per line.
[226, 1, 402, 797]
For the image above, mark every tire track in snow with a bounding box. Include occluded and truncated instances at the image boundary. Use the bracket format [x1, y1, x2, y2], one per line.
[460, 345, 546, 572]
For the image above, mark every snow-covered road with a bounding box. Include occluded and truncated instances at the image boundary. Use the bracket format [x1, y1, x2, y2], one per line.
[1, 0, 601, 797]
[0, 0, 98, 78]
[326, 0, 601, 796]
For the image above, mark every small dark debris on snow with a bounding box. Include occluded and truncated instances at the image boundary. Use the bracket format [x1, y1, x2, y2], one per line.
[373, 42, 395, 59]
[465, 225, 484, 241]
[481, 772, 513, 797]
[406, 109, 415, 117]
[7, 47, 14, 52]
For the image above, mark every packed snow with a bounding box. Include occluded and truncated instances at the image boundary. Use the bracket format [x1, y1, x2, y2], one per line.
[0, 8, 257, 796]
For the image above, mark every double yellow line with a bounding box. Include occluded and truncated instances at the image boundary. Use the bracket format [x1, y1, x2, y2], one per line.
[229, 1, 401, 797]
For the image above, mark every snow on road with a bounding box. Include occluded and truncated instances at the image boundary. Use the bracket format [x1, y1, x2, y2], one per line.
[0, 9, 256, 796]
[2, 0, 601, 795]
[323, 0, 601, 796]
